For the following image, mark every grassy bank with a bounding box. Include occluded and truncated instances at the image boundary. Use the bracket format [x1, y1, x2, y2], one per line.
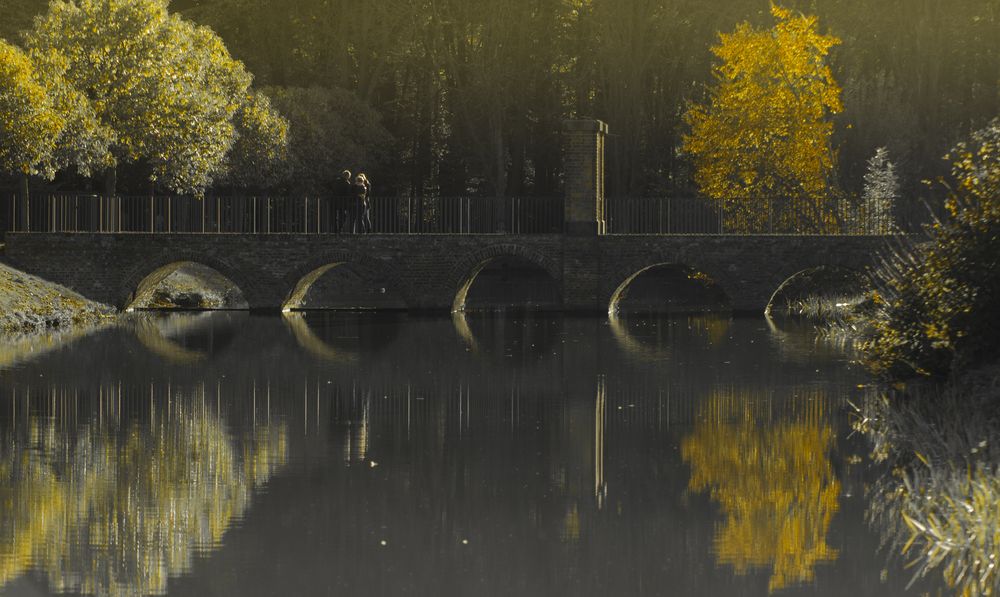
[0, 262, 114, 335]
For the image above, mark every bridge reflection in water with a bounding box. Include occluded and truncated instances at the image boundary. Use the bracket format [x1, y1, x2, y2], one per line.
[0, 313, 921, 596]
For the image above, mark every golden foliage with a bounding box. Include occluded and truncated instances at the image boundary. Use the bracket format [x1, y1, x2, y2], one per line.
[683, 5, 843, 233]
[0, 40, 64, 177]
[24, 0, 287, 194]
[682, 390, 840, 592]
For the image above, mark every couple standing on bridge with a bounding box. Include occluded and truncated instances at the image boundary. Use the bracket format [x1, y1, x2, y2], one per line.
[328, 170, 373, 234]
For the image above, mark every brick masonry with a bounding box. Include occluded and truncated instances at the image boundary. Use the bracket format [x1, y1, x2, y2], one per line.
[3, 232, 890, 313]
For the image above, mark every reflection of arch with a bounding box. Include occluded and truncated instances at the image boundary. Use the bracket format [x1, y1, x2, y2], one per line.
[765, 266, 871, 316]
[133, 313, 243, 364]
[283, 312, 359, 363]
[608, 313, 732, 362]
[449, 244, 562, 312]
[121, 257, 250, 311]
[283, 253, 410, 311]
[608, 263, 731, 316]
[135, 318, 207, 364]
[608, 314, 672, 362]
[451, 311, 480, 353]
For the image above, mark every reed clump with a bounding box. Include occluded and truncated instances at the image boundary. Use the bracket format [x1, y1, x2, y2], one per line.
[857, 368, 1000, 596]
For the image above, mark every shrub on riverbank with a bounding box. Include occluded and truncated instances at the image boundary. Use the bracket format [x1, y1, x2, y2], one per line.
[863, 119, 1000, 378]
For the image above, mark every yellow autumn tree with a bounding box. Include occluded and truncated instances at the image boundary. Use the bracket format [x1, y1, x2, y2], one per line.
[683, 5, 844, 233]
[681, 389, 840, 593]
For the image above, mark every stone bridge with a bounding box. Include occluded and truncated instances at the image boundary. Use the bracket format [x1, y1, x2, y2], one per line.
[2, 232, 887, 313]
[0, 120, 894, 313]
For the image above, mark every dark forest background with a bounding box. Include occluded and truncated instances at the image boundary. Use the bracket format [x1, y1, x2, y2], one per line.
[2, 0, 997, 199]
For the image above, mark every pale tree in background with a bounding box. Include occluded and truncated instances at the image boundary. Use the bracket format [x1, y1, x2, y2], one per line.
[862, 147, 899, 234]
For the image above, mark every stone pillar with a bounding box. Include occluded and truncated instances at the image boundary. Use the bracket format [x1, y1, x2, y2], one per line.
[562, 120, 608, 236]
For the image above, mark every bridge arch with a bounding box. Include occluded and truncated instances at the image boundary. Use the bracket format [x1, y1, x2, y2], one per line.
[449, 244, 562, 312]
[121, 256, 252, 311]
[283, 252, 412, 311]
[765, 265, 872, 317]
[608, 262, 732, 315]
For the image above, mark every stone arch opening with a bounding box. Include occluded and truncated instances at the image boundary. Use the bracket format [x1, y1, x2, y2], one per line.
[284, 262, 408, 311]
[128, 262, 249, 311]
[453, 255, 561, 313]
[609, 263, 731, 316]
[766, 266, 872, 318]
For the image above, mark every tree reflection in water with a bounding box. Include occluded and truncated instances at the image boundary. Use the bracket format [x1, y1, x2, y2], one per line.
[0, 389, 287, 596]
[681, 389, 840, 593]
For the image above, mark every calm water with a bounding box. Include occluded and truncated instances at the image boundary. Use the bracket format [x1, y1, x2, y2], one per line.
[0, 312, 934, 596]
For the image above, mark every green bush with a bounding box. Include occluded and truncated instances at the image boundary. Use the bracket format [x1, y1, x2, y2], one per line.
[864, 119, 1000, 378]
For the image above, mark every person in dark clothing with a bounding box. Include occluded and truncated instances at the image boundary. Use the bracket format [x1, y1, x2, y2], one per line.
[330, 170, 353, 233]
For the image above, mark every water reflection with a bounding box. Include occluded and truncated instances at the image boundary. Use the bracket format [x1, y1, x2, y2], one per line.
[451, 311, 560, 366]
[0, 385, 286, 596]
[682, 389, 840, 593]
[860, 379, 1000, 596]
[609, 313, 732, 362]
[132, 312, 242, 364]
[284, 311, 401, 362]
[0, 312, 916, 596]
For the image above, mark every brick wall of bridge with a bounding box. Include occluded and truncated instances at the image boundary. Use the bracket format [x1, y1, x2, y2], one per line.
[3, 233, 888, 313]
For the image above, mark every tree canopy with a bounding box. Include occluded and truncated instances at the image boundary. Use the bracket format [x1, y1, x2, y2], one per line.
[682, 5, 843, 233]
[1, 0, 999, 199]
[22, 0, 287, 195]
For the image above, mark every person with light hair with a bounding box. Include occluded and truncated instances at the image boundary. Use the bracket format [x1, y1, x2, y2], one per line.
[355, 173, 373, 233]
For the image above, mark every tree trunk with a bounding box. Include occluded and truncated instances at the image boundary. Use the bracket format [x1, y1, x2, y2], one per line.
[104, 166, 117, 197]
[494, 124, 508, 233]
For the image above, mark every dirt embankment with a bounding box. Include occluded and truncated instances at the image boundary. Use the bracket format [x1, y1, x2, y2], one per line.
[0, 262, 115, 335]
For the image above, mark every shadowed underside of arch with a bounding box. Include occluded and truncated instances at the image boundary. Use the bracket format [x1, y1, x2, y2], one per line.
[455, 256, 562, 313]
[765, 266, 872, 317]
[283, 262, 408, 311]
[609, 263, 732, 315]
[450, 245, 563, 313]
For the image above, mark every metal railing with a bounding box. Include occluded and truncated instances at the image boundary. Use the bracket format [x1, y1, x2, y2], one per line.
[2, 194, 565, 235]
[2, 193, 922, 236]
[606, 197, 918, 235]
